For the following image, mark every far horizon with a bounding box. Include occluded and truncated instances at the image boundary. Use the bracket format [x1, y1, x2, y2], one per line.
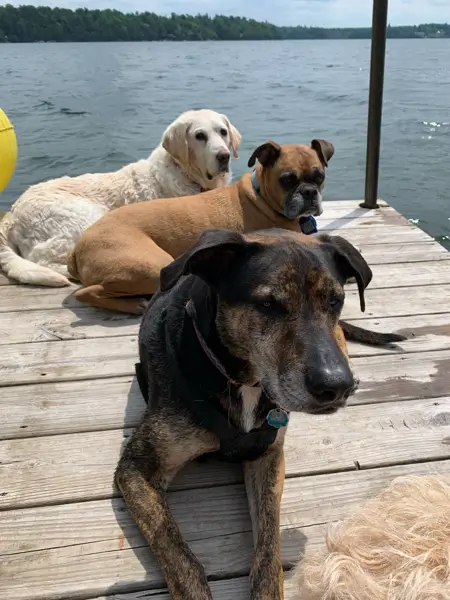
[4, 0, 450, 29]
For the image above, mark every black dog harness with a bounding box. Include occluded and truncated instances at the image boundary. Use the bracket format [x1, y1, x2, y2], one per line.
[135, 299, 289, 463]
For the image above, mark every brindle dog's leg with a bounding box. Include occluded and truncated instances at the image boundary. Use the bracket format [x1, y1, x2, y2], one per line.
[115, 412, 218, 600]
[244, 440, 286, 600]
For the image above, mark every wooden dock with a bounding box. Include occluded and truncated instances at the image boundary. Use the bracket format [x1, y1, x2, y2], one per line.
[1, 199, 450, 600]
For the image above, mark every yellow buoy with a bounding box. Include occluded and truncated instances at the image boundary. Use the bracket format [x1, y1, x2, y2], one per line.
[0, 108, 18, 193]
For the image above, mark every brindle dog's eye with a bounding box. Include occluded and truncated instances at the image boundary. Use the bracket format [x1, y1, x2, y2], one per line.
[279, 172, 298, 189]
[330, 296, 344, 311]
[195, 132, 207, 142]
[220, 128, 228, 137]
[256, 296, 286, 317]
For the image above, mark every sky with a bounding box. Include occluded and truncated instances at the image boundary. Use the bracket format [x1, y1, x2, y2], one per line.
[7, 0, 450, 27]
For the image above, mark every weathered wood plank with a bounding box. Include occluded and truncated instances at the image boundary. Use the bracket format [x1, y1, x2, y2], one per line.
[1, 264, 449, 344]
[0, 260, 445, 318]
[358, 241, 449, 264]
[342, 283, 450, 320]
[0, 307, 140, 344]
[1, 263, 450, 345]
[2, 306, 450, 439]
[0, 377, 140, 439]
[88, 577, 252, 600]
[84, 576, 300, 600]
[1, 397, 449, 509]
[0, 460, 447, 600]
[2, 306, 450, 387]
[330, 224, 432, 245]
[87, 574, 301, 600]
[0, 232, 436, 312]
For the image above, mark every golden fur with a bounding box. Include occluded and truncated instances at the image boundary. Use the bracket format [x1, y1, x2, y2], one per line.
[292, 475, 450, 600]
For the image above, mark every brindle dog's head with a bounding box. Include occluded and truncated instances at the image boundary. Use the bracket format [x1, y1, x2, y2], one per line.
[248, 140, 334, 219]
[160, 228, 372, 415]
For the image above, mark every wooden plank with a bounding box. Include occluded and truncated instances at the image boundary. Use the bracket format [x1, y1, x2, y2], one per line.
[351, 348, 450, 404]
[0, 232, 436, 315]
[3, 262, 450, 346]
[88, 575, 301, 600]
[88, 577, 252, 600]
[0, 460, 447, 600]
[1, 265, 449, 344]
[330, 224, 432, 245]
[3, 290, 450, 388]
[0, 376, 140, 439]
[342, 283, 450, 319]
[0, 307, 140, 344]
[85, 576, 299, 600]
[2, 306, 450, 439]
[317, 213, 407, 231]
[346, 312, 450, 356]
[358, 241, 450, 264]
[1, 397, 449, 509]
[1, 260, 449, 323]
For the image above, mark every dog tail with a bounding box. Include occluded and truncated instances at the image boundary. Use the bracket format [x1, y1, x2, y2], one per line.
[0, 214, 71, 287]
[340, 320, 407, 346]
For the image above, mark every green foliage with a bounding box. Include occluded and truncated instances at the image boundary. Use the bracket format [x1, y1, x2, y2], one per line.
[0, 5, 448, 43]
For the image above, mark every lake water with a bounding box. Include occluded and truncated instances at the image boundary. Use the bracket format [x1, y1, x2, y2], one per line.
[1, 39, 450, 246]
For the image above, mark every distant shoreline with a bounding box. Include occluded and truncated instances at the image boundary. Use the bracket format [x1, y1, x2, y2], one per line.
[0, 7, 448, 43]
[3, 38, 449, 43]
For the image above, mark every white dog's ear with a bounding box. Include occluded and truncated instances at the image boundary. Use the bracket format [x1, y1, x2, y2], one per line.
[161, 117, 189, 168]
[222, 115, 242, 159]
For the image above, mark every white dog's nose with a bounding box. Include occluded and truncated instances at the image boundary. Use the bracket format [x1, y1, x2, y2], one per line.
[216, 150, 230, 166]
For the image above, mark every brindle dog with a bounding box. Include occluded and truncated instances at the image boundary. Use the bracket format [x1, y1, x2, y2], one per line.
[115, 227, 404, 600]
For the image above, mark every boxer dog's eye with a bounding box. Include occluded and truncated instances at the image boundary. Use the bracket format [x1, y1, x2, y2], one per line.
[314, 171, 324, 184]
[279, 172, 298, 189]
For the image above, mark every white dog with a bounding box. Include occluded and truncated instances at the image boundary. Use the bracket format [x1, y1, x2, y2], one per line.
[0, 109, 241, 287]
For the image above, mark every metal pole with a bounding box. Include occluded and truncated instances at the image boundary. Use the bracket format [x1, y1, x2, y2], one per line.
[360, 0, 389, 209]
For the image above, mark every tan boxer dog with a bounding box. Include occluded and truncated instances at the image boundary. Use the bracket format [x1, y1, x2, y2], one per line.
[68, 139, 334, 314]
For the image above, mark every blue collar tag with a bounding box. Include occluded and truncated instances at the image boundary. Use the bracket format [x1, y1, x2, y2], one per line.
[299, 215, 318, 235]
[267, 408, 290, 429]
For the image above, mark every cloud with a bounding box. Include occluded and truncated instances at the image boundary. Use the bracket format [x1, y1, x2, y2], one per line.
[6, 0, 450, 27]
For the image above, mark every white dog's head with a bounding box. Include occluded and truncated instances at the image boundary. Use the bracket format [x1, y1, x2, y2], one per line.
[161, 109, 242, 190]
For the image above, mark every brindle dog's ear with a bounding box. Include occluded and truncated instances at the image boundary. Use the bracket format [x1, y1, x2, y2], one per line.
[318, 234, 372, 312]
[160, 229, 247, 291]
[247, 141, 281, 168]
[311, 139, 335, 167]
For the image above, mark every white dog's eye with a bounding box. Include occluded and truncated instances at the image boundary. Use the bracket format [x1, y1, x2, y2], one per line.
[195, 132, 207, 142]
[220, 128, 228, 137]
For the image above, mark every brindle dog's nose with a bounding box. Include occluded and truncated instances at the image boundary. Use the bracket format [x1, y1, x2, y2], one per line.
[305, 362, 354, 405]
[216, 150, 230, 166]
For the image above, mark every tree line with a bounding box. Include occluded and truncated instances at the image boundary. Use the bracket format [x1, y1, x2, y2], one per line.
[0, 5, 449, 43]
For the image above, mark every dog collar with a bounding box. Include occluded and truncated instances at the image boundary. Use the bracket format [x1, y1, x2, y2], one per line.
[186, 299, 254, 387]
[251, 170, 318, 236]
[185, 299, 290, 430]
